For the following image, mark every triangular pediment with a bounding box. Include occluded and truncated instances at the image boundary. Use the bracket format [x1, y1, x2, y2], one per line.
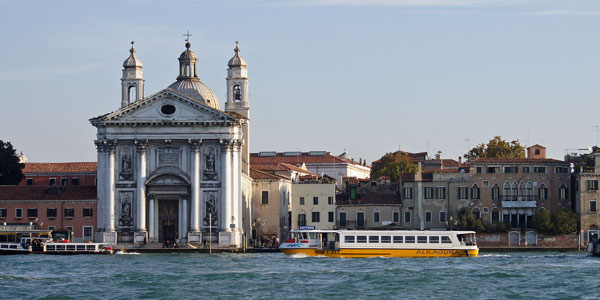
[90, 89, 241, 126]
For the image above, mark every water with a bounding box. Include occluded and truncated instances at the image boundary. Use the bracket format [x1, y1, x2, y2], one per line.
[0, 251, 598, 300]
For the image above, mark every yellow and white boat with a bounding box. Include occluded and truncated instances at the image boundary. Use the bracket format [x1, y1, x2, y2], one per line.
[279, 229, 478, 258]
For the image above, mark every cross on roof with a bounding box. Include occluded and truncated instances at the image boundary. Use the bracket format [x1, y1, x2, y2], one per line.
[183, 30, 192, 42]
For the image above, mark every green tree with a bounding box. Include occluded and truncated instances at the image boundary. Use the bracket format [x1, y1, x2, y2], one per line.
[532, 209, 553, 235]
[454, 208, 509, 233]
[551, 209, 578, 235]
[465, 136, 526, 160]
[0, 140, 25, 185]
[370, 152, 418, 181]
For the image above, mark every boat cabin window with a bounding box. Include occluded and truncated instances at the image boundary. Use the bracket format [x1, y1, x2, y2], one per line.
[357, 235, 367, 243]
[441, 236, 452, 243]
[393, 236, 403, 243]
[417, 236, 428, 243]
[345, 235, 355, 243]
[369, 236, 379, 243]
[429, 236, 439, 243]
[405, 236, 415, 243]
[381, 236, 391, 243]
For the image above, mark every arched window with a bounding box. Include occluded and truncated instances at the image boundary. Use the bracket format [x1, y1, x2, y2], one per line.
[559, 184, 568, 200]
[472, 208, 480, 219]
[503, 182, 511, 200]
[233, 85, 242, 101]
[491, 207, 500, 224]
[492, 184, 500, 200]
[128, 85, 136, 103]
[511, 182, 518, 199]
[539, 184, 548, 200]
[526, 182, 534, 200]
[471, 184, 480, 200]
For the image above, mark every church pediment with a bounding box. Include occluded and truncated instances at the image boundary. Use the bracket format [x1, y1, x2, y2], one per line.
[146, 172, 190, 186]
[90, 89, 242, 126]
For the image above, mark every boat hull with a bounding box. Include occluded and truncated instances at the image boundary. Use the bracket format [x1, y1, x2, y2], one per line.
[281, 248, 479, 258]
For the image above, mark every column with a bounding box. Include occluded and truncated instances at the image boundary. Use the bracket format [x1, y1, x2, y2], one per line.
[106, 140, 116, 232]
[222, 139, 232, 231]
[148, 194, 155, 241]
[182, 195, 188, 239]
[189, 139, 201, 232]
[232, 140, 241, 231]
[94, 141, 106, 231]
[136, 140, 148, 232]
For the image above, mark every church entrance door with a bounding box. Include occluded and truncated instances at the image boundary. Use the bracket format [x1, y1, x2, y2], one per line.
[158, 200, 179, 243]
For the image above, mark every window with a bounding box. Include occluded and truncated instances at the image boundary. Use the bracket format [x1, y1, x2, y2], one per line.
[591, 201, 597, 213]
[483, 180, 489, 187]
[534, 166, 546, 174]
[435, 187, 446, 199]
[487, 166, 498, 173]
[64, 208, 75, 218]
[523, 167, 530, 173]
[417, 236, 428, 243]
[429, 236, 439, 243]
[328, 196, 333, 205]
[471, 184, 480, 200]
[405, 236, 415, 243]
[491, 185, 500, 200]
[559, 185, 568, 200]
[555, 167, 569, 174]
[298, 214, 306, 227]
[357, 212, 365, 227]
[393, 236, 403, 243]
[393, 210, 399, 223]
[328, 212, 334, 222]
[504, 166, 518, 173]
[539, 185, 548, 200]
[535, 148, 541, 155]
[483, 207, 489, 214]
[476, 167, 482, 174]
[425, 211, 432, 223]
[356, 235, 367, 243]
[15, 208, 22, 218]
[587, 180, 598, 191]
[441, 236, 452, 243]
[0, 208, 6, 218]
[47, 208, 57, 218]
[373, 211, 380, 223]
[439, 211, 446, 223]
[66, 226, 73, 233]
[261, 191, 269, 204]
[404, 211, 411, 223]
[299, 197, 304, 205]
[491, 208, 500, 223]
[339, 211, 347, 227]
[61, 178, 68, 186]
[472, 208, 480, 219]
[458, 187, 468, 200]
[345, 235, 355, 243]
[313, 197, 318, 205]
[27, 208, 37, 218]
[233, 85, 242, 101]
[369, 236, 379, 243]
[49, 178, 56, 186]
[424, 187, 433, 199]
[403, 187, 413, 199]
[381, 236, 391, 243]
[83, 226, 93, 240]
[311, 211, 320, 223]
[26, 178, 33, 185]
[48, 226, 56, 231]
[72, 178, 80, 186]
[83, 208, 93, 217]
[350, 187, 357, 200]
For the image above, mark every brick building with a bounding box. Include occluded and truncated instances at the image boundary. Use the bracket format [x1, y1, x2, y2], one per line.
[19, 162, 97, 187]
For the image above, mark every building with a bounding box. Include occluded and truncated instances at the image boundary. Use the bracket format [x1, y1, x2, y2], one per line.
[0, 185, 97, 242]
[468, 145, 571, 229]
[19, 162, 97, 186]
[250, 151, 371, 188]
[335, 177, 402, 230]
[291, 176, 337, 230]
[576, 150, 600, 242]
[89, 41, 252, 248]
[249, 169, 291, 245]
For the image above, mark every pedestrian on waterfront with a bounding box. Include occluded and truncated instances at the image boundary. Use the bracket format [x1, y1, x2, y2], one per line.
[203, 239, 207, 248]
[174, 238, 179, 248]
[163, 240, 168, 248]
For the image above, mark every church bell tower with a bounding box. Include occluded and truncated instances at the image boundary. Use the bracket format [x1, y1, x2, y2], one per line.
[121, 41, 144, 108]
[225, 42, 250, 174]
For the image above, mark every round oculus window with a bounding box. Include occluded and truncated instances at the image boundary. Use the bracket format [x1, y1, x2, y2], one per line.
[160, 104, 176, 115]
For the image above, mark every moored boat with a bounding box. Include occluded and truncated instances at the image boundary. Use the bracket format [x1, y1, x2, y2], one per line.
[279, 229, 478, 258]
[0, 227, 112, 255]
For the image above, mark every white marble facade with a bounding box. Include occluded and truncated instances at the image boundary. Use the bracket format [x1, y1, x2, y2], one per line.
[91, 41, 250, 248]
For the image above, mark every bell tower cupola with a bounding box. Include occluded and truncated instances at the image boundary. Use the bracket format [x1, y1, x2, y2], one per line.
[177, 40, 199, 80]
[121, 41, 144, 108]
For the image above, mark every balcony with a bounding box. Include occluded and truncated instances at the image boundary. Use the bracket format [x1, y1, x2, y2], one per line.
[501, 196, 537, 208]
[502, 195, 538, 201]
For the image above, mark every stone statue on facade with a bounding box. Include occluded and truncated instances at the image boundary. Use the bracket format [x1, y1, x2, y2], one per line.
[119, 192, 134, 227]
[204, 193, 218, 226]
[120, 150, 133, 180]
[204, 149, 217, 180]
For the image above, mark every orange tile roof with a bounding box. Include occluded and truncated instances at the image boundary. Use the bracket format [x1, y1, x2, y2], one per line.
[0, 186, 97, 200]
[469, 158, 566, 164]
[250, 152, 369, 168]
[249, 169, 290, 181]
[23, 162, 97, 174]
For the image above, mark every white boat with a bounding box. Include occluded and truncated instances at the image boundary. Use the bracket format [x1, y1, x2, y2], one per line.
[279, 229, 479, 258]
[0, 226, 112, 255]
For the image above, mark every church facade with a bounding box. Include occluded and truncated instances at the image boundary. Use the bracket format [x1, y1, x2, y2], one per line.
[90, 41, 252, 248]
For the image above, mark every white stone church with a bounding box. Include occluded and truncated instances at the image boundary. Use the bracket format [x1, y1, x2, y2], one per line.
[90, 40, 252, 248]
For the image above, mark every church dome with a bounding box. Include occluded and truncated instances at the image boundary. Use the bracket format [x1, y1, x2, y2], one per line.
[167, 79, 221, 110]
[179, 42, 197, 60]
[123, 42, 143, 68]
[228, 43, 246, 68]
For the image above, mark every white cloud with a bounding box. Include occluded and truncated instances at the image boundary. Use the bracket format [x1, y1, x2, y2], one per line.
[529, 9, 600, 16]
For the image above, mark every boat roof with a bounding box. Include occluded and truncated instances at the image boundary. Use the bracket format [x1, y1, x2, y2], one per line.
[289, 229, 476, 235]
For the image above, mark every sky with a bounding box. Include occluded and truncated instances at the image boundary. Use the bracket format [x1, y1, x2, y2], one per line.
[1, 0, 600, 164]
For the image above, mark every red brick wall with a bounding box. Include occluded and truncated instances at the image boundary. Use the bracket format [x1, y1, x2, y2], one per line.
[19, 175, 97, 186]
[477, 232, 578, 248]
